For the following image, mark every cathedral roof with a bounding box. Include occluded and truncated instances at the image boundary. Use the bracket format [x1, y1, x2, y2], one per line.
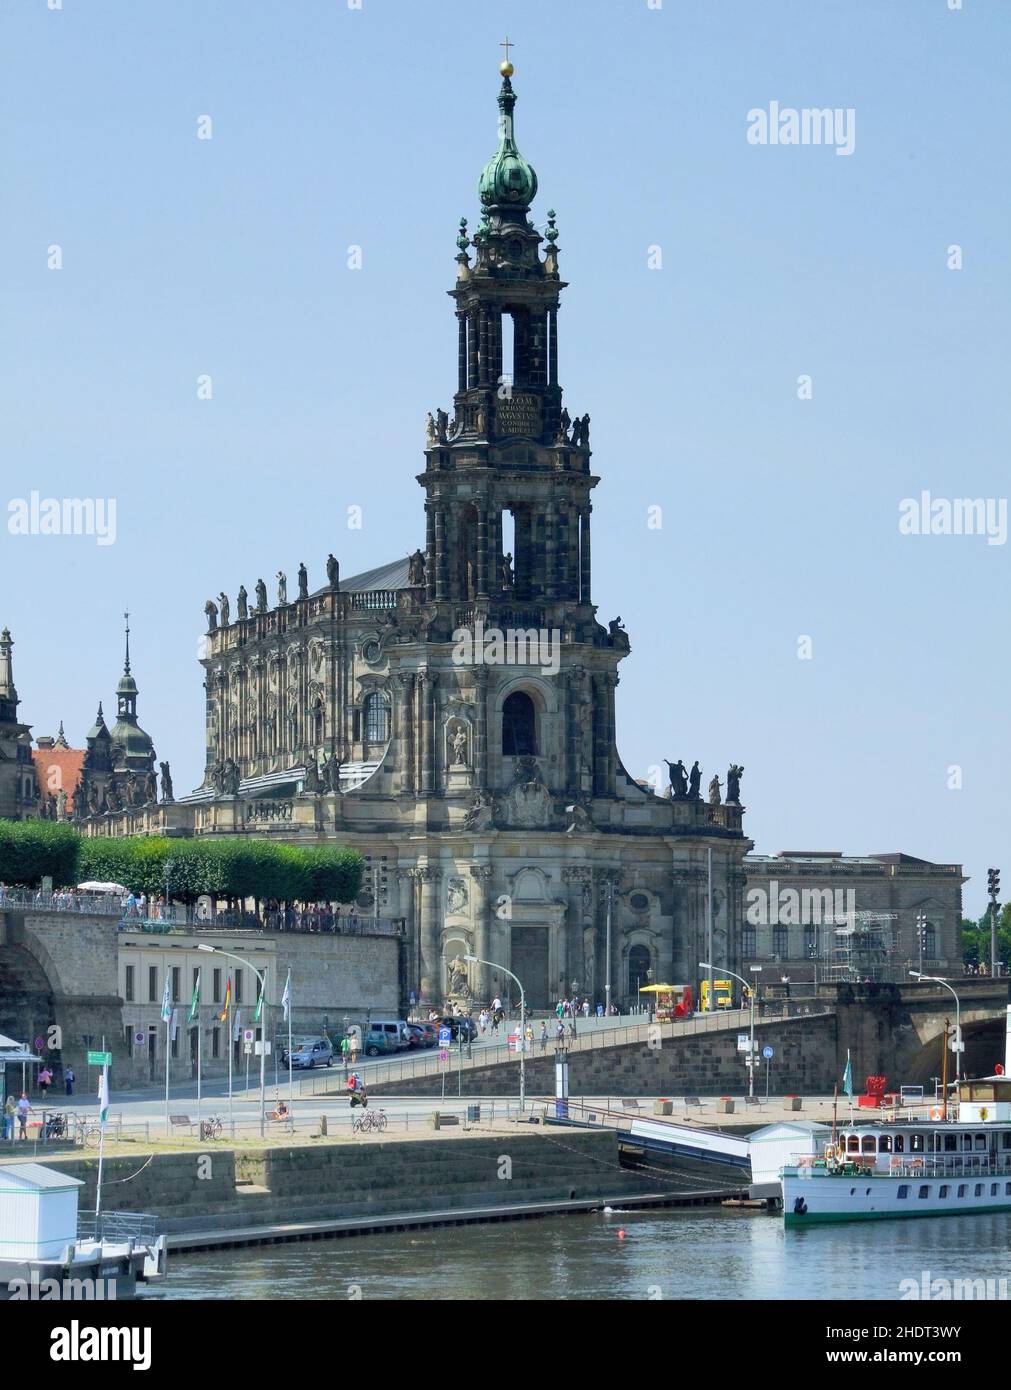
[32, 746, 85, 812]
[311, 556, 410, 599]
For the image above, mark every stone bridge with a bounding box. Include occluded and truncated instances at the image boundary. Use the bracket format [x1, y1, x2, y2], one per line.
[0, 907, 122, 1079]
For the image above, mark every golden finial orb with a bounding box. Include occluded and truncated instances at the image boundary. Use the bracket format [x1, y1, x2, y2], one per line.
[500, 60, 514, 77]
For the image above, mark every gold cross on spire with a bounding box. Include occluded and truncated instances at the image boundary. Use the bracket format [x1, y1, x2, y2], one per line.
[499, 35, 514, 74]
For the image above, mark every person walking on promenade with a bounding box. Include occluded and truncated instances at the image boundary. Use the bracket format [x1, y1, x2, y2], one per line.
[64, 1066, 75, 1097]
[348, 1032, 359, 1067]
[568, 1018, 577, 1040]
[555, 999, 564, 1021]
[539, 1022, 548, 1053]
[3, 1096, 15, 1141]
[555, 1021, 565, 1044]
[340, 1035, 351, 1074]
[582, 998, 590, 1019]
[16, 1093, 31, 1140]
[37, 1066, 52, 1100]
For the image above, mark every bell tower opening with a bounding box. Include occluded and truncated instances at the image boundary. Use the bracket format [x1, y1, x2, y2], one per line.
[502, 690, 537, 756]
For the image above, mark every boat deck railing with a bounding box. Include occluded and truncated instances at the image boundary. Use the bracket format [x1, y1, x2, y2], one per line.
[77, 1211, 159, 1245]
[801, 1156, 1011, 1179]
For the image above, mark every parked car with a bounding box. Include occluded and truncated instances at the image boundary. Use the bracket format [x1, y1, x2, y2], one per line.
[288, 1038, 334, 1069]
[362, 1020, 411, 1056]
[431, 1015, 478, 1043]
[405, 1021, 437, 1048]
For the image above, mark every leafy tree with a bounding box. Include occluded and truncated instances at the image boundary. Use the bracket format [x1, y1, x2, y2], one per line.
[0, 820, 80, 886]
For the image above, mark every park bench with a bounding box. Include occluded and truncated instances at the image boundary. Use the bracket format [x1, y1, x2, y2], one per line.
[620, 1098, 641, 1112]
[169, 1115, 194, 1133]
[683, 1096, 701, 1110]
[745, 1096, 762, 1107]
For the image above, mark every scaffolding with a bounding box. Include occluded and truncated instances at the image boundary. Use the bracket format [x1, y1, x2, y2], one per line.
[823, 911, 899, 983]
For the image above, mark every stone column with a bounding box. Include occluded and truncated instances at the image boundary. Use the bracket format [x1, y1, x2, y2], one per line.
[474, 667, 489, 789]
[469, 865, 493, 1001]
[603, 673, 618, 795]
[457, 313, 467, 392]
[468, 310, 479, 387]
[565, 668, 582, 795]
[397, 866, 419, 1000]
[396, 672, 415, 795]
[544, 502, 558, 600]
[476, 500, 488, 598]
[417, 671, 431, 795]
[434, 507, 447, 601]
[478, 309, 489, 386]
[419, 866, 443, 1006]
[425, 504, 436, 602]
[579, 507, 591, 604]
[591, 673, 607, 797]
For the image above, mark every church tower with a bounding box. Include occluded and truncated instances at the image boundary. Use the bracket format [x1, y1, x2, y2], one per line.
[0, 628, 39, 819]
[415, 56, 624, 818]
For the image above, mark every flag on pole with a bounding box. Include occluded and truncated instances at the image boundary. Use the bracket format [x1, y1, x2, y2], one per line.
[254, 981, 264, 1024]
[219, 975, 231, 1022]
[160, 974, 173, 1024]
[97, 1067, 109, 1125]
[280, 970, 292, 1023]
[188, 970, 201, 1024]
[842, 1050, 853, 1099]
[233, 1008, 242, 1044]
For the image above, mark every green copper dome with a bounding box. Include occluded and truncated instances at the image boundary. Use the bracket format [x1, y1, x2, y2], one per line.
[478, 74, 537, 210]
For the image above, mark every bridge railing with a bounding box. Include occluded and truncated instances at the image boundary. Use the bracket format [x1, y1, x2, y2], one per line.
[300, 1003, 834, 1094]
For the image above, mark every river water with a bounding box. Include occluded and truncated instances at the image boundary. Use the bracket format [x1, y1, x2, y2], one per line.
[150, 1207, 1011, 1300]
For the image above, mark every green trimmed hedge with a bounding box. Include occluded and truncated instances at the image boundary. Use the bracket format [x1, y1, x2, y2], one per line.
[0, 821, 80, 887]
[0, 822, 363, 904]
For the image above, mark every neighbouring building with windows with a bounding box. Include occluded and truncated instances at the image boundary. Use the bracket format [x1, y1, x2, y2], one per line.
[73, 62, 754, 1012]
[743, 852, 965, 985]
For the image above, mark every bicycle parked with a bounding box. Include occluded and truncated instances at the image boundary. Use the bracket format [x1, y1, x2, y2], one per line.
[199, 1115, 223, 1141]
[351, 1108, 387, 1134]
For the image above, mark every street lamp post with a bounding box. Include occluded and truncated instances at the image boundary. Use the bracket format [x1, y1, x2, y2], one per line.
[910, 972, 963, 1082]
[198, 944, 268, 1137]
[465, 954, 526, 1111]
[701, 961, 761, 1099]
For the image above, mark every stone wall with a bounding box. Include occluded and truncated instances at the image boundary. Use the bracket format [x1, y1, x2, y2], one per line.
[371, 1015, 839, 1098]
[43, 1130, 656, 1234]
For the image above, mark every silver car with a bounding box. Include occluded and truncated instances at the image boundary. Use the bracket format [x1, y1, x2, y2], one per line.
[288, 1038, 333, 1069]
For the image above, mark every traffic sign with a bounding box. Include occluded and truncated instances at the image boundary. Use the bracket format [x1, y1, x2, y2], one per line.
[243, 1028, 254, 1044]
[438, 1027, 452, 1047]
[439, 1048, 449, 1062]
[34, 1037, 45, 1052]
[736, 1034, 750, 1051]
[133, 1031, 145, 1046]
[87, 1051, 112, 1066]
[762, 1045, 774, 1060]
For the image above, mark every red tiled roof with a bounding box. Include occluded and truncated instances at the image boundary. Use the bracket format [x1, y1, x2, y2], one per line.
[32, 747, 86, 810]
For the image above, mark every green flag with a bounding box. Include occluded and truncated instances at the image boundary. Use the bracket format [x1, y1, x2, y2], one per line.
[842, 1050, 853, 1099]
[188, 970, 201, 1024]
[254, 981, 264, 1024]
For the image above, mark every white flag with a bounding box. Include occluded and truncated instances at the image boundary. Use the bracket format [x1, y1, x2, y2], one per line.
[281, 970, 292, 1023]
[160, 974, 172, 1024]
[97, 1067, 109, 1125]
[233, 1008, 242, 1043]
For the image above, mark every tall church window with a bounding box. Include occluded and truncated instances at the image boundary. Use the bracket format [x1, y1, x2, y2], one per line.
[502, 691, 537, 757]
[363, 691, 390, 743]
[923, 922, 937, 960]
[312, 699, 324, 744]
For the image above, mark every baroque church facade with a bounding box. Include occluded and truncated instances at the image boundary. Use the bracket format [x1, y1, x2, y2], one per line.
[75, 64, 753, 1010]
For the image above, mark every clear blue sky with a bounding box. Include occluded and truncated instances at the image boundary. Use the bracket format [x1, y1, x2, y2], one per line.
[2, 0, 1008, 913]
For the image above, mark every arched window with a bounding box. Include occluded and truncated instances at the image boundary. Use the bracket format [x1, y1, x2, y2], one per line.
[312, 699, 325, 744]
[627, 945, 651, 997]
[363, 691, 390, 743]
[502, 690, 537, 756]
[923, 923, 937, 960]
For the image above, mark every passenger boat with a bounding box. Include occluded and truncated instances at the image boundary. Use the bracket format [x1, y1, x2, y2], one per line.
[783, 1009, 1011, 1226]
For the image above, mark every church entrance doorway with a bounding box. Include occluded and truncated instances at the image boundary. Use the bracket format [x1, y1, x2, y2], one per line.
[511, 927, 550, 1010]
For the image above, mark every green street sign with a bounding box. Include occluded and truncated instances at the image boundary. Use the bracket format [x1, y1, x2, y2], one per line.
[87, 1051, 112, 1066]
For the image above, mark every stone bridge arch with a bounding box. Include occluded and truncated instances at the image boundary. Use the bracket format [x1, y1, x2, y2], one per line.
[0, 909, 124, 1079]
